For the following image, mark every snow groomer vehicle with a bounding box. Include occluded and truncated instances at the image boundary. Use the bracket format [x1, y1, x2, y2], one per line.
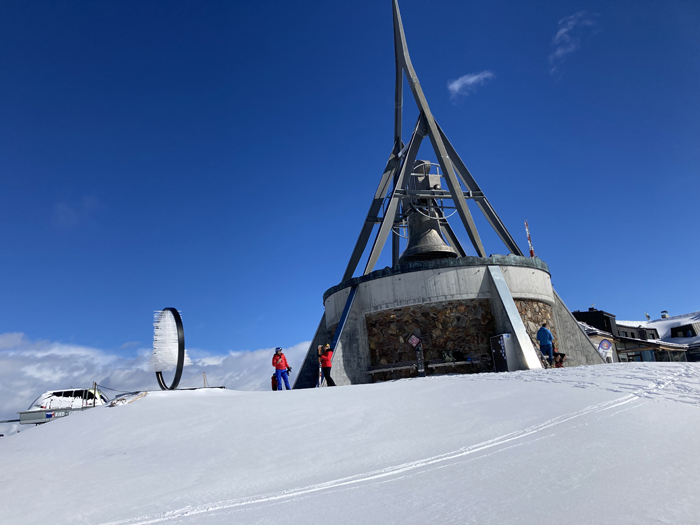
[18, 384, 109, 425]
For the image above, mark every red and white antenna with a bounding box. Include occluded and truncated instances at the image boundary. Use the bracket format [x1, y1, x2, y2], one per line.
[524, 220, 535, 258]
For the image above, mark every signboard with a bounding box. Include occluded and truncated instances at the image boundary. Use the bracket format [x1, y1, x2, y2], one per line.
[598, 339, 612, 359]
[19, 407, 83, 425]
[406, 335, 425, 376]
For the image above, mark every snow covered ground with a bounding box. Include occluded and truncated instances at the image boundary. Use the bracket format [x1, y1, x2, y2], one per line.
[0, 332, 311, 437]
[1, 363, 699, 524]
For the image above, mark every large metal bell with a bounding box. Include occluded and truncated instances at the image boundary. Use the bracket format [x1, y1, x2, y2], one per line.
[398, 208, 459, 263]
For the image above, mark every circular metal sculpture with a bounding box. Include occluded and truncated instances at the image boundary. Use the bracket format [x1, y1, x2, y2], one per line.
[150, 308, 186, 390]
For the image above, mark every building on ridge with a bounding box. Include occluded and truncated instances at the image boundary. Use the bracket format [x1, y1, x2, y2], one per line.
[617, 310, 700, 362]
[573, 308, 693, 363]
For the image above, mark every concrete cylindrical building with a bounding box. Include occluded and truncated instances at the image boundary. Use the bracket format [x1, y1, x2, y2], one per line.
[294, 255, 605, 388]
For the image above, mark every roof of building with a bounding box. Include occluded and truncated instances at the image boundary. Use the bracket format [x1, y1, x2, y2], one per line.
[573, 308, 617, 318]
[616, 320, 650, 329]
[577, 321, 614, 339]
[581, 321, 689, 350]
[616, 336, 689, 350]
[617, 311, 700, 348]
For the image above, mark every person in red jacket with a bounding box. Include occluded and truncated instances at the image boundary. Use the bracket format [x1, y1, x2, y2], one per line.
[318, 343, 336, 387]
[272, 347, 292, 391]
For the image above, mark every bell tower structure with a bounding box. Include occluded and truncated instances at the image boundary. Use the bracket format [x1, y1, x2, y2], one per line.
[294, 1, 605, 388]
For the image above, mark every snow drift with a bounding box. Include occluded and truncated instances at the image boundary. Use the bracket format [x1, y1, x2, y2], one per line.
[1, 363, 699, 524]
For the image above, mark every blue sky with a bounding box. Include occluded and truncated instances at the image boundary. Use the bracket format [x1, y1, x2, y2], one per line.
[1, 0, 698, 359]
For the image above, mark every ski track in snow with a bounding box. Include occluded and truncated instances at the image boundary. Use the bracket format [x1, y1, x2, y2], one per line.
[483, 362, 700, 406]
[101, 363, 699, 525]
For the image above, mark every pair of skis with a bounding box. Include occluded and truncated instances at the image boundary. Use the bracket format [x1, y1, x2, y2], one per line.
[317, 360, 325, 387]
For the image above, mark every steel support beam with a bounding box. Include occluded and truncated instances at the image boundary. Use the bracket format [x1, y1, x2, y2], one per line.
[364, 116, 425, 275]
[330, 285, 358, 350]
[392, 224, 400, 266]
[394, 189, 484, 199]
[391, 0, 403, 269]
[342, 146, 401, 282]
[393, 22, 403, 149]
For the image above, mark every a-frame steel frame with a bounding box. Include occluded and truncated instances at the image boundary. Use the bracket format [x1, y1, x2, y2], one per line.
[342, 0, 523, 283]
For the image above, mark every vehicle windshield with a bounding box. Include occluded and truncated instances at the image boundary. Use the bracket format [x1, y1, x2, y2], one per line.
[27, 388, 110, 409]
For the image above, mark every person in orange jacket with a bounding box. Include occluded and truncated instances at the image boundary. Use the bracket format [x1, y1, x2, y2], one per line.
[318, 343, 336, 387]
[272, 347, 292, 391]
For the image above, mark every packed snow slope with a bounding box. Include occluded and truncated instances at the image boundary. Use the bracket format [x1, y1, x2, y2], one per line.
[1, 363, 699, 525]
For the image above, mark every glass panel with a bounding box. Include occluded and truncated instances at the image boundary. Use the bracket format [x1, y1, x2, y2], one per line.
[654, 350, 670, 362]
[671, 351, 686, 362]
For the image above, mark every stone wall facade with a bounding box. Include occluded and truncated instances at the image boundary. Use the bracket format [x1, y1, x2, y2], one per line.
[514, 299, 559, 352]
[365, 299, 495, 381]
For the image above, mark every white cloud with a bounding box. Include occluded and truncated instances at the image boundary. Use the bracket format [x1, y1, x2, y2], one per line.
[447, 70, 495, 102]
[51, 195, 100, 230]
[0, 332, 24, 350]
[0, 333, 311, 435]
[549, 11, 598, 77]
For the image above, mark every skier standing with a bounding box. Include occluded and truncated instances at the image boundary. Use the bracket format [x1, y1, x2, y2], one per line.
[272, 347, 292, 391]
[319, 343, 336, 387]
[537, 322, 554, 365]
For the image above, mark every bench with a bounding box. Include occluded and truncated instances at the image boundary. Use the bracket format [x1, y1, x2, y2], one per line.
[367, 361, 417, 375]
[427, 359, 481, 369]
[368, 358, 482, 375]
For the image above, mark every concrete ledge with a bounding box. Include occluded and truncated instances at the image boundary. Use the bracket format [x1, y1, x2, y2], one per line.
[323, 255, 550, 301]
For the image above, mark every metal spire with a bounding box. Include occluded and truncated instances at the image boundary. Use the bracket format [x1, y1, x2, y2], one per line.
[342, 0, 523, 283]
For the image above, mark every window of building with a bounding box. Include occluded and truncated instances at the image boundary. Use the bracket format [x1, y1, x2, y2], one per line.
[654, 350, 671, 362]
[631, 332, 636, 338]
[671, 324, 699, 338]
[622, 331, 628, 337]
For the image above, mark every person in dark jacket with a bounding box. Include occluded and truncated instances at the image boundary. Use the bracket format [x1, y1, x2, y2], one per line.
[272, 347, 291, 390]
[537, 322, 554, 365]
[553, 349, 566, 368]
[318, 343, 336, 387]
